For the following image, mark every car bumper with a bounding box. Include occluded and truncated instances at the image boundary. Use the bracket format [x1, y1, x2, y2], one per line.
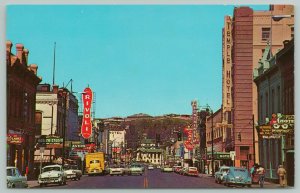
[66, 174, 76, 179]
[38, 178, 62, 184]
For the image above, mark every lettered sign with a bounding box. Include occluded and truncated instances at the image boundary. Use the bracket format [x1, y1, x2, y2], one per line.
[81, 87, 93, 139]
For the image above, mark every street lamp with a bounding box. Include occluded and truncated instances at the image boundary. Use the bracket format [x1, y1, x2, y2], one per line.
[204, 105, 214, 177]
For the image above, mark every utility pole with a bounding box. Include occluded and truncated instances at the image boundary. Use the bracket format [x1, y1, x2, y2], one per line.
[62, 89, 67, 167]
[211, 109, 214, 177]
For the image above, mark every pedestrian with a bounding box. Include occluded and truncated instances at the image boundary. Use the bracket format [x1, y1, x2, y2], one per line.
[256, 165, 266, 188]
[277, 165, 287, 187]
[250, 164, 255, 177]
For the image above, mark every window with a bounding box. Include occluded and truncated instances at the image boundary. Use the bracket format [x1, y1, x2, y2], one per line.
[262, 28, 271, 41]
[271, 89, 275, 114]
[277, 86, 281, 112]
[265, 92, 269, 118]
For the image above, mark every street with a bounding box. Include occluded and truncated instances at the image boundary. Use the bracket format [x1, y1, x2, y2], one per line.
[29, 168, 282, 189]
[32, 169, 226, 189]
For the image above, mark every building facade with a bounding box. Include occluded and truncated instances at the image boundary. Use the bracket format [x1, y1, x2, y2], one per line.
[136, 139, 163, 165]
[221, 5, 294, 168]
[7, 41, 41, 179]
[254, 39, 294, 185]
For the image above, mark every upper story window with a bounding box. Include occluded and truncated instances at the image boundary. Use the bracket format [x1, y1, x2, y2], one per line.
[262, 27, 271, 41]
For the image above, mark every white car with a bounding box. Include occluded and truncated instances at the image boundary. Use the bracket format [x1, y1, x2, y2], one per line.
[38, 165, 67, 187]
[109, 165, 124, 176]
[64, 165, 82, 180]
[7, 166, 28, 188]
[148, 165, 154, 170]
[162, 165, 173, 172]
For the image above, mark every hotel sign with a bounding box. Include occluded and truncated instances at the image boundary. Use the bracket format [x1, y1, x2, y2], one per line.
[222, 16, 232, 112]
[81, 87, 93, 139]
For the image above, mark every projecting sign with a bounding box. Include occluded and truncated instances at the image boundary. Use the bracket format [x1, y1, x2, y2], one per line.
[7, 134, 24, 144]
[81, 87, 93, 139]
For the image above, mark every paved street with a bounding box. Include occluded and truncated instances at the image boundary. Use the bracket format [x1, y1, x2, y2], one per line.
[28, 168, 283, 189]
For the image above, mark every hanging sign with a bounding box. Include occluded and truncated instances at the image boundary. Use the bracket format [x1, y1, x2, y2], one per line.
[81, 87, 93, 139]
[7, 134, 24, 144]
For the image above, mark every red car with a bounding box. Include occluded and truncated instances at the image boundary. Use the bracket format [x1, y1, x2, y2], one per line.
[183, 167, 199, 177]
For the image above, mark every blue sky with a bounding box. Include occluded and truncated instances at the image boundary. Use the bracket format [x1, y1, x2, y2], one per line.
[6, 5, 269, 118]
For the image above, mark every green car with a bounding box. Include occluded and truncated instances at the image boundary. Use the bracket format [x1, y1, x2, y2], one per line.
[7, 166, 28, 188]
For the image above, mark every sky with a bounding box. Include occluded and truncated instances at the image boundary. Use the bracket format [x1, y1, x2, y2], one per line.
[6, 4, 269, 118]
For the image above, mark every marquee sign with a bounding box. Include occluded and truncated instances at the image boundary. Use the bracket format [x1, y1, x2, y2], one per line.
[81, 87, 93, 139]
[259, 114, 294, 138]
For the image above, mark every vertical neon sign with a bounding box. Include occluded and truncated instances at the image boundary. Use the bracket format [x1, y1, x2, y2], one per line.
[81, 87, 93, 139]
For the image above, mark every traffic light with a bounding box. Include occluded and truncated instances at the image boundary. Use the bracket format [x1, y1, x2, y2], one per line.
[177, 131, 182, 141]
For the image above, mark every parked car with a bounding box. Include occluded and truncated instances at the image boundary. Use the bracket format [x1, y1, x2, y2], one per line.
[215, 166, 230, 184]
[128, 164, 144, 175]
[162, 165, 173, 172]
[38, 165, 67, 187]
[7, 166, 28, 188]
[64, 165, 82, 180]
[109, 165, 124, 176]
[173, 166, 182, 173]
[148, 164, 154, 170]
[179, 167, 188, 175]
[183, 167, 199, 177]
[156, 165, 161, 169]
[223, 167, 252, 187]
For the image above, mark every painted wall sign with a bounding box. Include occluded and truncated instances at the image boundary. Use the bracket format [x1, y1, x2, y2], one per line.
[184, 127, 194, 150]
[7, 134, 24, 144]
[81, 87, 93, 139]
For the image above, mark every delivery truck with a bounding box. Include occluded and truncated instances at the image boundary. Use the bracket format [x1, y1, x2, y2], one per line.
[85, 152, 105, 176]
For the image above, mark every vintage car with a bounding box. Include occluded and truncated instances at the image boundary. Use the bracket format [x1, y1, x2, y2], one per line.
[148, 164, 154, 170]
[38, 165, 67, 187]
[128, 164, 143, 175]
[109, 165, 125, 176]
[162, 165, 173, 172]
[214, 166, 230, 184]
[173, 166, 182, 173]
[64, 165, 82, 180]
[223, 167, 252, 187]
[183, 167, 199, 177]
[7, 166, 28, 188]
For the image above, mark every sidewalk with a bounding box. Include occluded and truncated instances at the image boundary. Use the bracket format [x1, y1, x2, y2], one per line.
[27, 180, 39, 188]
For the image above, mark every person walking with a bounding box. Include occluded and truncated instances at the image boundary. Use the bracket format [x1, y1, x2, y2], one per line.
[256, 165, 265, 188]
[277, 165, 287, 187]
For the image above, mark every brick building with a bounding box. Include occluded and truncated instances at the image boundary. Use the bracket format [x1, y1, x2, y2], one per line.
[6, 41, 41, 179]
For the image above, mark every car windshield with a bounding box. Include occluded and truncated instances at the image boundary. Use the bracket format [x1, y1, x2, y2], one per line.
[7, 168, 20, 176]
[233, 169, 248, 176]
[131, 164, 141, 168]
[90, 160, 100, 164]
[189, 167, 197, 171]
[42, 167, 61, 172]
[223, 169, 229, 172]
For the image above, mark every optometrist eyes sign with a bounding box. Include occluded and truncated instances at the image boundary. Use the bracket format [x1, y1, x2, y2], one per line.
[81, 87, 93, 139]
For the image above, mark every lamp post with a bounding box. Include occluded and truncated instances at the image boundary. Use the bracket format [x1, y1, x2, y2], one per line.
[204, 105, 214, 176]
[62, 89, 67, 167]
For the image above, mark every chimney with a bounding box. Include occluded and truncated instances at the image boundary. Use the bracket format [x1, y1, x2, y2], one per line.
[52, 84, 59, 94]
[23, 48, 29, 65]
[28, 64, 38, 75]
[6, 40, 12, 53]
[16, 43, 24, 64]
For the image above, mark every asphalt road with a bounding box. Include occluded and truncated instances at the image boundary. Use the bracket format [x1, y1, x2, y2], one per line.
[37, 169, 226, 189]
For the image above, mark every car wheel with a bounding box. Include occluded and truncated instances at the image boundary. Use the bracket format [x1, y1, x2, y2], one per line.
[78, 177, 81, 180]
[64, 179, 67, 185]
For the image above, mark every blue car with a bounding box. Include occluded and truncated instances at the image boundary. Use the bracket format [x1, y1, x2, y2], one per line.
[223, 167, 252, 187]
